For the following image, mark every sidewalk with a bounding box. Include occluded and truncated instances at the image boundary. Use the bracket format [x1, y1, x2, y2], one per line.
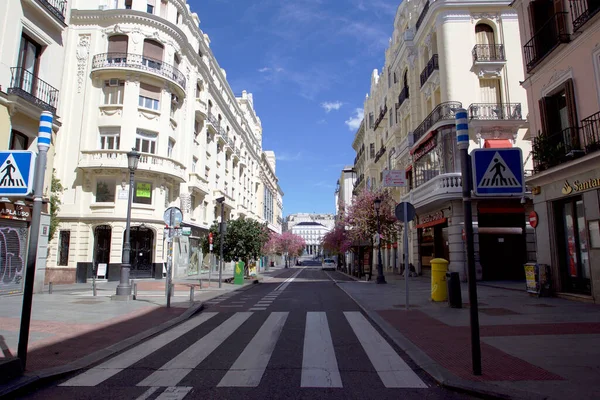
[336, 271, 600, 400]
[0, 265, 287, 395]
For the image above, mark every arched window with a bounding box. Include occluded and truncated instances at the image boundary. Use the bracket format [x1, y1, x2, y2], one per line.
[475, 23, 495, 45]
[143, 39, 164, 64]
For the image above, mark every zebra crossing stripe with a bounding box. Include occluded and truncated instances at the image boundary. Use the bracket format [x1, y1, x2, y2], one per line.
[218, 312, 288, 387]
[344, 312, 428, 388]
[301, 312, 342, 388]
[138, 312, 252, 387]
[60, 313, 218, 387]
[155, 386, 192, 400]
[135, 387, 159, 400]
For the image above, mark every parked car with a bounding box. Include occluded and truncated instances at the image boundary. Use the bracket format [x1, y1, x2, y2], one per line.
[322, 258, 335, 271]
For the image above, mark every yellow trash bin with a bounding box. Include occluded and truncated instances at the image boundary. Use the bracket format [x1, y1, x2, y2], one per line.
[431, 258, 449, 302]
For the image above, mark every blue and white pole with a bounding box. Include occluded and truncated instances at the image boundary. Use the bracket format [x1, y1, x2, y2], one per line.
[454, 107, 482, 375]
[18, 111, 53, 369]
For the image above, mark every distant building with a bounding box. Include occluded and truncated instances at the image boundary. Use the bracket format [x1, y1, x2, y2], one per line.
[291, 221, 329, 256]
[284, 213, 335, 232]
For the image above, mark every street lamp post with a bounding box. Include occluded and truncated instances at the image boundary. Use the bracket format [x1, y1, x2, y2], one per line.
[374, 197, 387, 284]
[116, 148, 141, 297]
[216, 196, 225, 288]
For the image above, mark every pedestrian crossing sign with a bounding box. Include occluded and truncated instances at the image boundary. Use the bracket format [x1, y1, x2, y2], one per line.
[0, 151, 36, 196]
[472, 148, 524, 196]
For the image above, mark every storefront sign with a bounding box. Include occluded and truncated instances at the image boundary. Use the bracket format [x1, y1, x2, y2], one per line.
[136, 183, 151, 198]
[524, 264, 538, 294]
[417, 210, 445, 228]
[0, 202, 32, 222]
[562, 178, 600, 195]
[412, 136, 437, 162]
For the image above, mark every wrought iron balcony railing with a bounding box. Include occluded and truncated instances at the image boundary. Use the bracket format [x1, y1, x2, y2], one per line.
[374, 146, 386, 163]
[532, 127, 582, 172]
[413, 101, 462, 144]
[581, 111, 600, 153]
[207, 112, 220, 129]
[523, 12, 570, 72]
[420, 54, 439, 87]
[397, 85, 409, 109]
[570, 0, 600, 32]
[91, 53, 186, 88]
[468, 103, 523, 120]
[472, 44, 506, 62]
[415, 0, 430, 33]
[38, 0, 67, 22]
[8, 67, 59, 114]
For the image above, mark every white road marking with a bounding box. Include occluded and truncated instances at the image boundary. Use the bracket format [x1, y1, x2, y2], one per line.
[274, 269, 303, 292]
[218, 312, 288, 387]
[218, 305, 244, 308]
[301, 312, 342, 388]
[135, 387, 158, 400]
[60, 313, 218, 387]
[155, 386, 192, 400]
[137, 312, 252, 387]
[344, 312, 428, 388]
[249, 307, 267, 311]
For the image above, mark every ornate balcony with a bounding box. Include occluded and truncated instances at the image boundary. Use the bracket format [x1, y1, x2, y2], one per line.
[78, 150, 186, 182]
[36, 0, 67, 23]
[420, 54, 439, 88]
[415, 0, 430, 33]
[213, 189, 236, 209]
[374, 146, 386, 163]
[188, 172, 209, 196]
[523, 12, 570, 72]
[582, 111, 600, 153]
[207, 112, 220, 136]
[471, 44, 506, 78]
[413, 101, 462, 145]
[532, 127, 583, 172]
[467, 103, 525, 136]
[411, 173, 462, 208]
[570, 0, 600, 32]
[8, 67, 59, 114]
[91, 53, 186, 94]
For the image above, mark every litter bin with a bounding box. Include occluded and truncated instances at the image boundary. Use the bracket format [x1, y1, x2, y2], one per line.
[430, 258, 448, 302]
[446, 272, 462, 308]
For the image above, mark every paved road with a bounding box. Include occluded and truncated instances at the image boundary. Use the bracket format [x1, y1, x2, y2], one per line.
[17, 265, 474, 400]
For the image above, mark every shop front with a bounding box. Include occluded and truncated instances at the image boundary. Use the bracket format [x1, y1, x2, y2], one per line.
[416, 210, 449, 277]
[0, 201, 31, 295]
[530, 167, 600, 301]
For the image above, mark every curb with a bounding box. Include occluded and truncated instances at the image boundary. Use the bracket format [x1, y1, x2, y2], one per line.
[334, 281, 549, 400]
[0, 282, 257, 399]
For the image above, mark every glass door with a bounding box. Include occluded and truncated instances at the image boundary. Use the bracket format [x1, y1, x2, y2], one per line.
[559, 198, 591, 294]
[17, 35, 40, 95]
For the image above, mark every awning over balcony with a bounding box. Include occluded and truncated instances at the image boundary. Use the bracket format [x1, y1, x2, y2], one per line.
[484, 139, 512, 148]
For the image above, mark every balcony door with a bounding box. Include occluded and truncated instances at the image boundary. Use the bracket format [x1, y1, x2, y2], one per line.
[539, 78, 578, 149]
[17, 34, 41, 95]
[143, 39, 164, 69]
[107, 35, 128, 63]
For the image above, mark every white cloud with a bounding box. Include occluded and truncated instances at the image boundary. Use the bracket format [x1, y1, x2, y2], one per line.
[345, 108, 364, 131]
[276, 151, 302, 161]
[258, 67, 272, 73]
[321, 101, 343, 113]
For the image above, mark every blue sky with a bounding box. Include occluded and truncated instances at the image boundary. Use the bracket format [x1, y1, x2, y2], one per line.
[191, 0, 399, 216]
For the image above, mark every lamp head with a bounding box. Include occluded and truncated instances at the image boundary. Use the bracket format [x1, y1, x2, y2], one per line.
[216, 196, 225, 203]
[373, 197, 382, 212]
[127, 148, 141, 172]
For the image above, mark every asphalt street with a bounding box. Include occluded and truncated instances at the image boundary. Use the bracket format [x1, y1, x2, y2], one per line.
[16, 263, 476, 400]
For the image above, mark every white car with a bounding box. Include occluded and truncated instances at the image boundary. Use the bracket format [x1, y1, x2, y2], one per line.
[322, 258, 336, 271]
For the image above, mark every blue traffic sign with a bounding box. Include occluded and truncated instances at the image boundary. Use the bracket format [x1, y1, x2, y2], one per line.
[472, 148, 524, 196]
[0, 151, 36, 196]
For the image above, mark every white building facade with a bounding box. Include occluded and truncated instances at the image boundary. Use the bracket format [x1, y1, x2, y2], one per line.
[46, 0, 282, 284]
[284, 213, 335, 232]
[0, 0, 69, 294]
[291, 222, 329, 257]
[352, 0, 535, 280]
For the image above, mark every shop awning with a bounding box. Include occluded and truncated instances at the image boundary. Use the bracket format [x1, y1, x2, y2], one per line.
[416, 217, 447, 229]
[484, 139, 512, 148]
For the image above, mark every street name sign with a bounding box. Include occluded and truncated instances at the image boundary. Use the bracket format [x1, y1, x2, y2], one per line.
[471, 148, 524, 196]
[0, 151, 35, 196]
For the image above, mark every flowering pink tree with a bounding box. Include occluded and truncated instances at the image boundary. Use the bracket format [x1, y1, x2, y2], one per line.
[322, 222, 351, 255]
[261, 231, 279, 255]
[346, 188, 398, 245]
[271, 231, 306, 266]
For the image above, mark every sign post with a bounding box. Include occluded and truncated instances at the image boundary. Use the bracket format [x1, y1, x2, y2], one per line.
[163, 206, 182, 308]
[455, 108, 482, 376]
[395, 202, 415, 310]
[17, 111, 52, 369]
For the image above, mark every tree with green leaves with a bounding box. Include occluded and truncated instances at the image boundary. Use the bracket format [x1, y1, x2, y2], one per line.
[200, 217, 270, 276]
[48, 169, 63, 241]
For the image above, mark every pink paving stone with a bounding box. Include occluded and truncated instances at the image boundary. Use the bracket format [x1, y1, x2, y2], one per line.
[378, 309, 565, 382]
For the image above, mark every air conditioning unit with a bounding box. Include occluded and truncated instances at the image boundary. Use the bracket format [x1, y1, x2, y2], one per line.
[109, 79, 120, 87]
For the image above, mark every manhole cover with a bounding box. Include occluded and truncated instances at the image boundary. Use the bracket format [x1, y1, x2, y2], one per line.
[479, 307, 521, 316]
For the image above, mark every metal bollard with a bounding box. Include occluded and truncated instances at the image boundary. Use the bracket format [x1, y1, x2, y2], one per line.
[189, 286, 194, 302]
[48, 282, 53, 294]
[133, 281, 137, 300]
[92, 280, 97, 297]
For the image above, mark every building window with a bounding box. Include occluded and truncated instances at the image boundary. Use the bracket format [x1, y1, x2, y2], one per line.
[103, 80, 124, 105]
[168, 138, 175, 158]
[147, 0, 155, 14]
[192, 157, 198, 173]
[96, 178, 116, 202]
[164, 185, 171, 208]
[125, 0, 132, 9]
[16, 34, 41, 95]
[58, 231, 70, 266]
[99, 127, 120, 150]
[139, 83, 161, 110]
[190, 194, 196, 217]
[142, 39, 164, 66]
[203, 201, 208, 222]
[9, 130, 29, 150]
[136, 129, 157, 154]
[134, 181, 152, 204]
[370, 143, 375, 159]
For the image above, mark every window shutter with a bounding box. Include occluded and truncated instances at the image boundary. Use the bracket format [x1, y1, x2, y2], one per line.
[140, 83, 161, 100]
[553, 0, 566, 33]
[107, 35, 128, 54]
[538, 97, 549, 134]
[143, 39, 164, 61]
[564, 78, 578, 128]
[528, 2, 537, 36]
